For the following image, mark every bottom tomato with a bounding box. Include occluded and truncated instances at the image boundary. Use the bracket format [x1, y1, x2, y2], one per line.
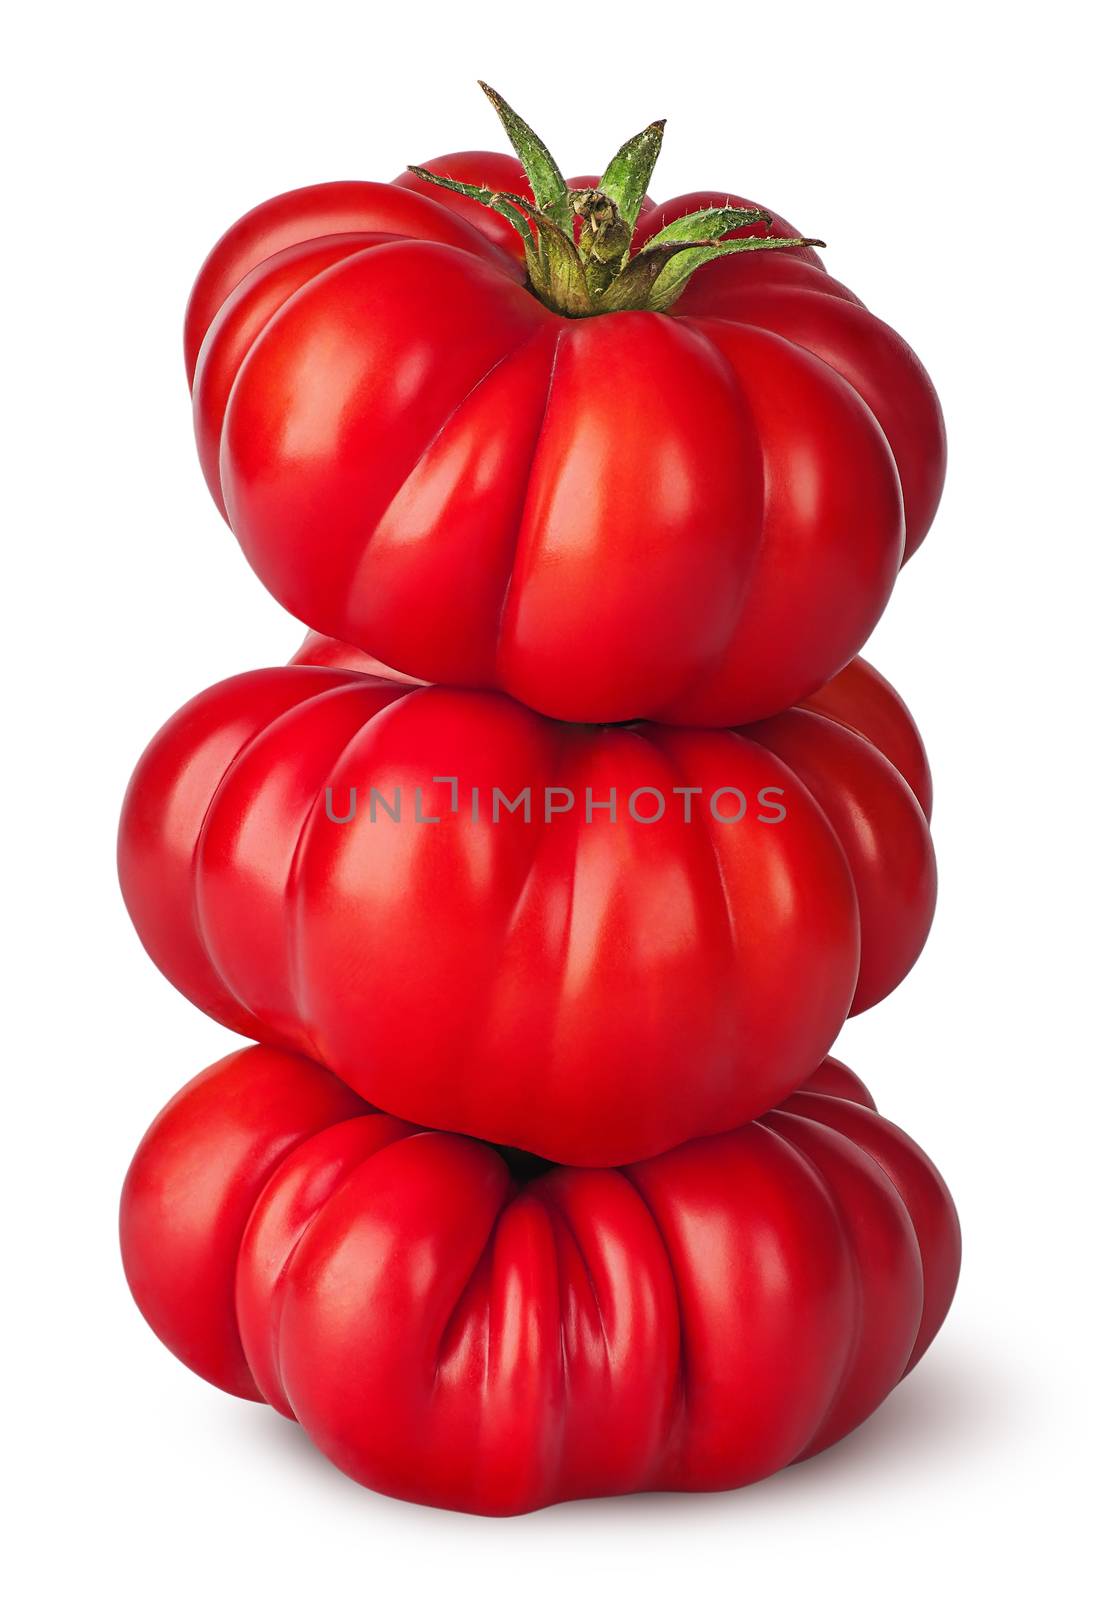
[120, 1044, 959, 1516]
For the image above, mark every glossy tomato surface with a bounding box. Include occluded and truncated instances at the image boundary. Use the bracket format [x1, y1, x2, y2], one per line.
[291, 630, 936, 820]
[118, 655, 935, 1165]
[187, 156, 945, 725]
[120, 1043, 960, 1516]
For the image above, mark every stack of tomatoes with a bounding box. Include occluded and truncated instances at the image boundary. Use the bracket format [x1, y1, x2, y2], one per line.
[119, 86, 959, 1516]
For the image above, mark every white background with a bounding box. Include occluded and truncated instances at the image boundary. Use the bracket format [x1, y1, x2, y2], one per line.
[4, 1, 1100, 1593]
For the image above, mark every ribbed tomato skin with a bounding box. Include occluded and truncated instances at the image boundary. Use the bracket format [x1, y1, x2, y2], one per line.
[187, 156, 945, 726]
[117, 655, 935, 1165]
[120, 1045, 960, 1516]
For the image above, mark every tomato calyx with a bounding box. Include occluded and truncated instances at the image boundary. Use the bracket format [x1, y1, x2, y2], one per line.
[409, 83, 825, 317]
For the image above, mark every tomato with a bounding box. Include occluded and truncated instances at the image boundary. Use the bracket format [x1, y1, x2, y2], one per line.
[117, 653, 935, 1165]
[185, 95, 944, 726]
[120, 1042, 960, 1516]
[291, 629, 936, 819]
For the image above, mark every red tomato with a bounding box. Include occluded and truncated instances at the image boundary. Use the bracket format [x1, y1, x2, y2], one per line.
[120, 1043, 960, 1516]
[186, 153, 944, 725]
[291, 629, 936, 819]
[117, 656, 935, 1165]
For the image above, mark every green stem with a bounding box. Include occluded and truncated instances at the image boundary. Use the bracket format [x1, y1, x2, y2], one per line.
[477, 82, 571, 231]
[599, 120, 666, 230]
[647, 233, 825, 313]
[409, 86, 824, 317]
[642, 205, 773, 248]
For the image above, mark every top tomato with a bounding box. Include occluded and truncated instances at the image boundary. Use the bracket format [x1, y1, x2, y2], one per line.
[187, 86, 945, 726]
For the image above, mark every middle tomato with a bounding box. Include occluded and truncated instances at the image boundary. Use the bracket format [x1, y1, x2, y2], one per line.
[118, 652, 935, 1166]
